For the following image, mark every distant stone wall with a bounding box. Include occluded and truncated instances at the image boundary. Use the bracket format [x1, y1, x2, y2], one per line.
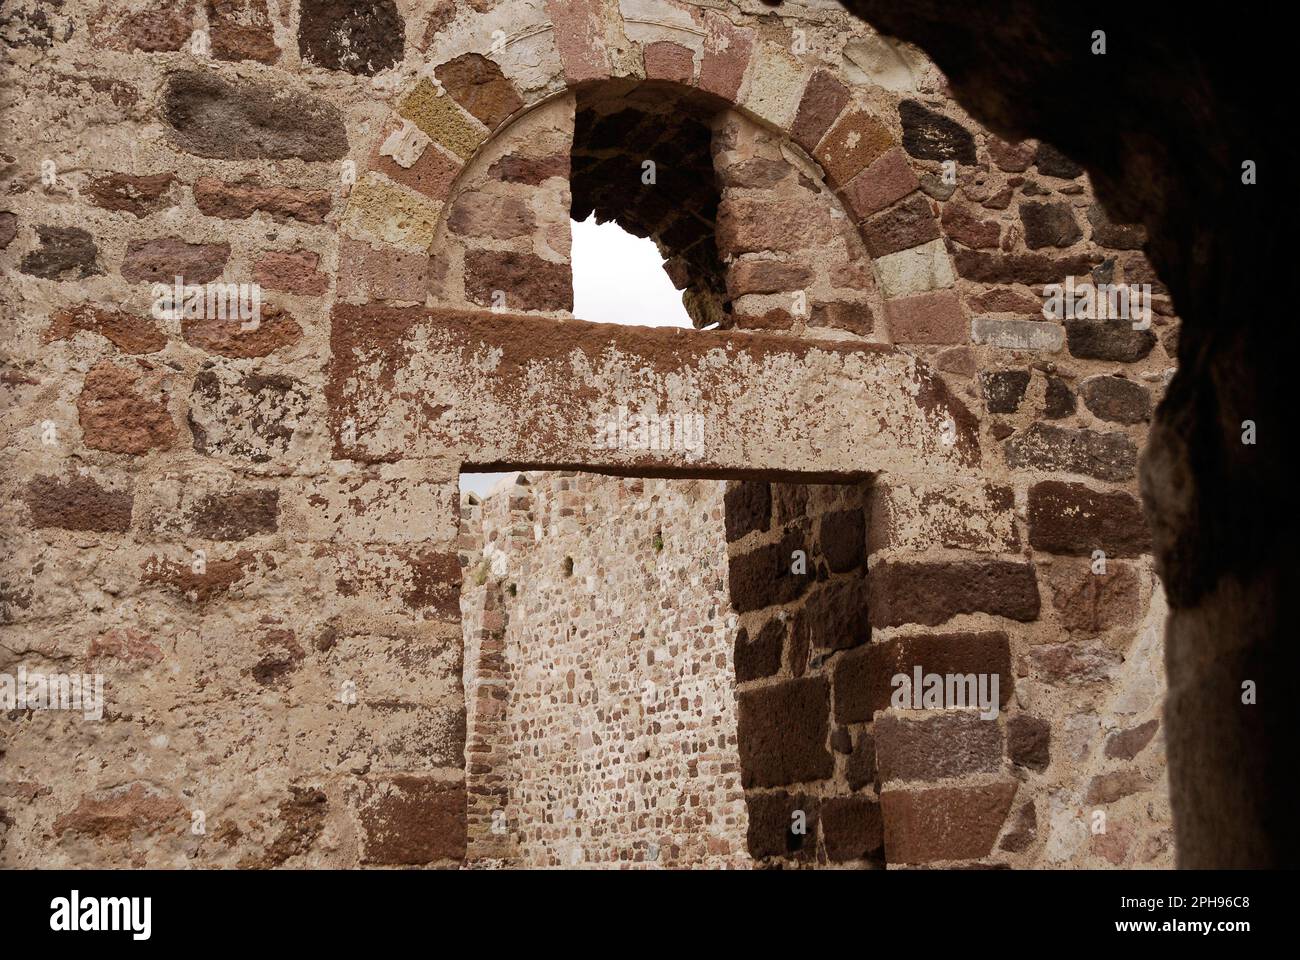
[462, 472, 748, 868]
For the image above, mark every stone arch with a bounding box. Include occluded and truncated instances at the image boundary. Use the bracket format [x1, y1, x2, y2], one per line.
[332, 0, 962, 337]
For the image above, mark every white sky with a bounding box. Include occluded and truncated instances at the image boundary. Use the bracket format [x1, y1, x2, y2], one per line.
[460, 216, 691, 498]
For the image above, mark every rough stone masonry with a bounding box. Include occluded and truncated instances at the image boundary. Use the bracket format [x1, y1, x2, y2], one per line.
[2, 0, 1174, 867]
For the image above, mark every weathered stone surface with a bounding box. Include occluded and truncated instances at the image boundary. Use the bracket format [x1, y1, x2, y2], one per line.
[875, 713, 1002, 782]
[1046, 559, 1141, 633]
[354, 776, 466, 864]
[987, 137, 1033, 172]
[820, 796, 883, 861]
[728, 529, 809, 613]
[981, 369, 1030, 413]
[953, 248, 1098, 285]
[193, 178, 332, 223]
[182, 305, 303, 358]
[790, 70, 850, 152]
[54, 782, 185, 841]
[941, 202, 1000, 248]
[801, 579, 870, 651]
[207, 0, 279, 63]
[298, 0, 404, 75]
[1085, 770, 1147, 805]
[84, 172, 175, 217]
[162, 71, 348, 161]
[0, 211, 16, 248]
[736, 676, 833, 787]
[253, 249, 329, 296]
[22, 474, 134, 532]
[188, 365, 307, 462]
[716, 197, 834, 254]
[819, 509, 865, 572]
[815, 109, 895, 187]
[20, 226, 102, 279]
[1063, 319, 1157, 361]
[1105, 718, 1160, 760]
[899, 99, 976, 163]
[881, 781, 1017, 863]
[463, 250, 571, 312]
[1020, 200, 1082, 249]
[1008, 714, 1051, 770]
[834, 631, 1013, 722]
[861, 193, 941, 258]
[1005, 423, 1138, 482]
[809, 301, 874, 336]
[1027, 481, 1152, 557]
[726, 259, 814, 297]
[734, 619, 784, 683]
[868, 559, 1040, 627]
[724, 480, 770, 542]
[435, 53, 524, 130]
[839, 147, 919, 221]
[46, 303, 166, 353]
[121, 236, 229, 284]
[77, 360, 176, 454]
[397, 78, 484, 161]
[971, 317, 1064, 352]
[183, 488, 280, 541]
[1080, 375, 1152, 423]
[642, 41, 694, 84]
[447, 190, 535, 240]
[885, 290, 965, 343]
[1043, 375, 1076, 418]
[745, 791, 818, 860]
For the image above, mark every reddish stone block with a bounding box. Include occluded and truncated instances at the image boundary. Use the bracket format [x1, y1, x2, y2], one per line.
[736, 676, 833, 787]
[643, 40, 695, 83]
[84, 172, 175, 217]
[869, 559, 1040, 628]
[833, 631, 1014, 723]
[1046, 559, 1141, 634]
[22, 474, 134, 533]
[861, 193, 941, 258]
[875, 712, 1002, 782]
[839, 147, 920, 221]
[734, 619, 784, 683]
[884, 290, 966, 344]
[337, 236, 429, 303]
[941, 202, 1001, 249]
[809, 301, 874, 336]
[745, 790, 818, 860]
[1007, 714, 1051, 771]
[726, 258, 814, 297]
[881, 782, 1017, 863]
[120, 236, 229, 284]
[545, 0, 610, 85]
[194, 177, 332, 223]
[790, 69, 850, 153]
[1028, 481, 1152, 557]
[371, 128, 464, 204]
[698, 12, 752, 101]
[815, 109, 895, 188]
[207, 0, 279, 64]
[355, 776, 466, 865]
[723, 480, 771, 542]
[46, 303, 166, 354]
[1104, 718, 1160, 760]
[434, 53, 524, 130]
[821, 796, 883, 861]
[182, 304, 303, 359]
[463, 250, 571, 312]
[77, 360, 176, 455]
[253, 249, 330, 296]
[727, 527, 809, 613]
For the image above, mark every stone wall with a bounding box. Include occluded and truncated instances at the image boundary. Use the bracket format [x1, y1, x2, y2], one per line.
[2, 0, 1175, 868]
[461, 472, 748, 868]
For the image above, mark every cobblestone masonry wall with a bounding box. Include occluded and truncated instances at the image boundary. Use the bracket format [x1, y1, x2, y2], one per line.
[462, 472, 747, 868]
[2, 0, 1174, 867]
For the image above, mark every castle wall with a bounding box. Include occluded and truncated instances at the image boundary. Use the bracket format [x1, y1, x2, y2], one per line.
[2, 0, 1174, 868]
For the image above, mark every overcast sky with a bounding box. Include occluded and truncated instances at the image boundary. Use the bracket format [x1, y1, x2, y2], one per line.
[460, 216, 691, 498]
